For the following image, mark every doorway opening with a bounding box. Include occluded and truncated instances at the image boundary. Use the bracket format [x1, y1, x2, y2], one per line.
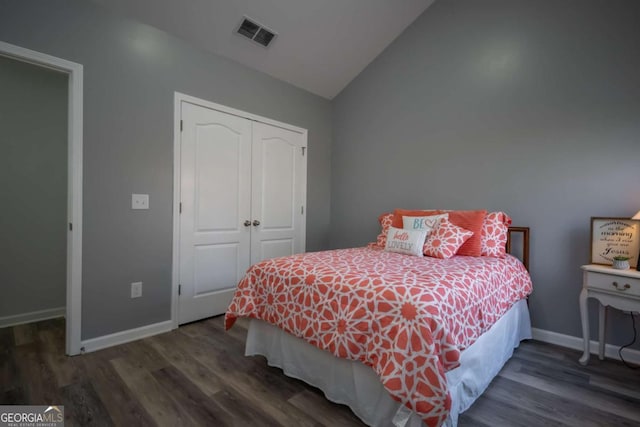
[0, 41, 83, 355]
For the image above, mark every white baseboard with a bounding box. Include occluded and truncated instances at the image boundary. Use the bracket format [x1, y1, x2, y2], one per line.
[532, 327, 640, 365]
[0, 307, 65, 328]
[81, 320, 173, 353]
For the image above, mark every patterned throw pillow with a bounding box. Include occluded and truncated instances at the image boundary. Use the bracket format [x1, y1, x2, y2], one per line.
[384, 226, 428, 257]
[403, 213, 449, 255]
[402, 213, 449, 233]
[375, 213, 394, 248]
[480, 211, 512, 258]
[423, 218, 474, 259]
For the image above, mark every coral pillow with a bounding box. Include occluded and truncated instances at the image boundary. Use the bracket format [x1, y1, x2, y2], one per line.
[481, 211, 512, 258]
[384, 226, 428, 257]
[392, 209, 441, 228]
[423, 219, 474, 259]
[447, 210, 487, 256]
[375, 213, 394, 248]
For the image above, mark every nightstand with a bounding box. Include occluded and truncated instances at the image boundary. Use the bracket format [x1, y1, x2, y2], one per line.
[579, 264, 640, 365]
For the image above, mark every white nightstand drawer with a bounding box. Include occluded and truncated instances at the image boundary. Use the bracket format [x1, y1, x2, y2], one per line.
[586, 271, 640, 297]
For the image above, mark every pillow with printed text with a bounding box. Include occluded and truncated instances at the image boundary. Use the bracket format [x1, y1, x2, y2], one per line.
[384, 226, 428, 257]
[402, 213, 449, 234]
[403, 213, 450, 256]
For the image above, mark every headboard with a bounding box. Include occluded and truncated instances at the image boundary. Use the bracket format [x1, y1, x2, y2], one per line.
[506, 227, 530, 271]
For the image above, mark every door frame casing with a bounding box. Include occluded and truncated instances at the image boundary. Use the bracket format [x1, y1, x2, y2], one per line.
[171, 92, 307, 329]
[0, 41, 83, 355]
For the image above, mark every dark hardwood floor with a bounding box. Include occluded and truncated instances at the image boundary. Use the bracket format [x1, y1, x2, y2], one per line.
[1, 316, 639, 426]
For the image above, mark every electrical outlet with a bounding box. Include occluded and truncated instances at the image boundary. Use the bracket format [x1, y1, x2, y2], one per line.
[132, 194, 149, 210]
[131, 282, 142, 298]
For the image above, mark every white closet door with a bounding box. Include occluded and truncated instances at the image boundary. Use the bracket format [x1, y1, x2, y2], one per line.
[251, 122, 306, 264]
[178, 102, 252, 324]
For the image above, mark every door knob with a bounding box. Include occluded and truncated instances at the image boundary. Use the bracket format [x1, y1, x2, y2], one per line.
[253, 220, 261, 226]
[244, 220, 251, 227]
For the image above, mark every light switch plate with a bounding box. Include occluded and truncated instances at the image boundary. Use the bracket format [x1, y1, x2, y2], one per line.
[131, 282, 142, 298]
[132, 194, 149, 210]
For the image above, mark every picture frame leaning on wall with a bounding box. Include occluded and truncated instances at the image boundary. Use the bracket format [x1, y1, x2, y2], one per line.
[590, 217, 640, 266]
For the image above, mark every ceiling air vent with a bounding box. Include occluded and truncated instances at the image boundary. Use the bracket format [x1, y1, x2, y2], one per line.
[236, 16, 277, 48]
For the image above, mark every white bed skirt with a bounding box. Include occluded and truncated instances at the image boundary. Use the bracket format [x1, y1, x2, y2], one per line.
[245, 299, 532, 427]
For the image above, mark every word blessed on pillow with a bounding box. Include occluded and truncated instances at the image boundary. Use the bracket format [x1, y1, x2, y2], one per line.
[384, 226, 427, 257]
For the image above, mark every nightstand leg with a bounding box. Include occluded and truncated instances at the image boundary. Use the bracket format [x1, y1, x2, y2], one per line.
[579, 288, 590, 365]
[598, 303, 606, 360]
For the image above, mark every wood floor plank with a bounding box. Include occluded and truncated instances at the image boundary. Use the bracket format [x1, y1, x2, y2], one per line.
[211, 387, 283, 427]
[35, 317, 65, 332]
[1, 387, 27, 405]
[459, 393, 562, 426]
[13, 343, 63, 405]
[81, 356, 155, 427]
[147, 332, 223, 397]
[514, 341, 640, 402]
[39, 328, 86, 388]
[288, 389, 366, 427]
[172, 331, 323, 427]
[189, 322, 247, 355]
[178, 320, 214, 339]
[119, 338, 170, 372]
[457, 415, 492, 427]
[0, 325, 14, 349]
[589, 374, 640, 401]
[499, 359, 640, 423]
[13, 323, 37, 346]
[208, 314, 249, 342]
[60, 381, 114, 427]
[110, 356, 197, 427]
[516, 340, 640, 382]
[152, 365, 235, 426]
[0, 326, 19, 393]
[199, 331, 307, 399]
[482, 375, 637, 427]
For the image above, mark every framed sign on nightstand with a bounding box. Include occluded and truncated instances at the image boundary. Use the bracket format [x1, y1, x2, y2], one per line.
[590, 217, 640, 266]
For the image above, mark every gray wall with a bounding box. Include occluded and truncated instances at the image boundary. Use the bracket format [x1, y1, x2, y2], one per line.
[332, 0, 640, 347]
[0, 0, 332, 339]
[0, 55, 68, 318]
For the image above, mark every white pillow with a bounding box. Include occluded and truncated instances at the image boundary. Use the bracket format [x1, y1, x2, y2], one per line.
[384, 226, 427, 257]
[403, 213, 449, 235]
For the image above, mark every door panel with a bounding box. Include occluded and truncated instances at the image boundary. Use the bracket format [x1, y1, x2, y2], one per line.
[261, 139, 295, 229]
[259, 239, 294, 261]
[194, 126, 242, 231]
[179, 102, 251, 324]
[251, 122, 305, 265]
[193, 243, 239, 295]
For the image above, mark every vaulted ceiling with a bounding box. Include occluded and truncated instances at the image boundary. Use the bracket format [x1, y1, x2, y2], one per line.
[92, 0, 435, 99]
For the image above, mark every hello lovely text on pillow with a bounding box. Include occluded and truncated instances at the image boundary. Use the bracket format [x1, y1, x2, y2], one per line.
[384, 227, 427, 257]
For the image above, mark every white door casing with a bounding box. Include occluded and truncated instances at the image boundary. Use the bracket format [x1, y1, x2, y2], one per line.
[0, 41, 83, 355]
[179, 102, 252, 324]
[175, 95, 307, 325]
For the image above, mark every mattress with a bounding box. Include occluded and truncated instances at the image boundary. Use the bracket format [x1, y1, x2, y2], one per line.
[245, 299, 532, 427]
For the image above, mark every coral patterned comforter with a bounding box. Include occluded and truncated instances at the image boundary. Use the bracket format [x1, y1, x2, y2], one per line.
[225, 247, 532, 426]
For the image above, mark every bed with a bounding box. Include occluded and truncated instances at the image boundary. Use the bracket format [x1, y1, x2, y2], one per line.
[225, 217, 532, 427]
